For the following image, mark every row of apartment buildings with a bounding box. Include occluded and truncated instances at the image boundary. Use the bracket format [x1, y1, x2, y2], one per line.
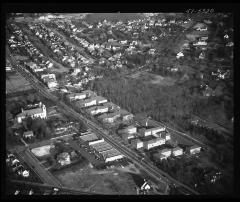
[66, 90, 134, 124]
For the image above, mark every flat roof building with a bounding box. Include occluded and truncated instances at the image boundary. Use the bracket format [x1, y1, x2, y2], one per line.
[95, 96, 108, 105]
[98, 111, 121, 123]
[79, 133, 99, 142]
[144, 137, 165, 150]
[76, 97, 97, 108]
[86, 105, 109, 115]
[131, 139, 144, 149]
[66, 92, 87, 101]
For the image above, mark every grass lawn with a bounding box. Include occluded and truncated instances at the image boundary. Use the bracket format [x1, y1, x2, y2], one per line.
[6, 71, 32, 93]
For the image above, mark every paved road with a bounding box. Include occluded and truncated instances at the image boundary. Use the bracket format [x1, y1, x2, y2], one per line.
[9, 179, 100, 195]
[14, 147, 61, 187]
[7, 46, 199, 195]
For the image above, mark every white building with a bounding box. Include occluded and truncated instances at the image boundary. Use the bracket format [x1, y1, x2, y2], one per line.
[159, 148, 172, 157]
[23, 131, 34, 139]
[41, 73, 56, 80]
[77, 98, 97, 108]
[87, 105, 109, 115]
[16, 102, 47, 123]
[57, 152, 71, 166]
[144, 137, 165, 150]
[98, 112, 121, 123]
[131, 139, 144, 149]
[188, 145, 201, 154]
[95, 96, 108, 105]
[139, 126, 166, 137]
[172, 147, 183, 156]
[101, 148, 124, 163]
[193, 41, 207, 46]
[66, 92, 87, 101]
[176, 52, 184, 59]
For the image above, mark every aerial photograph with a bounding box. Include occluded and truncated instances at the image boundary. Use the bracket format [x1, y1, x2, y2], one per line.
[5, 12, 233, 196]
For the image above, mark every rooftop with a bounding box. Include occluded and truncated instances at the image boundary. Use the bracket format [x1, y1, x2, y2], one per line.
[17, 107, 44, 117]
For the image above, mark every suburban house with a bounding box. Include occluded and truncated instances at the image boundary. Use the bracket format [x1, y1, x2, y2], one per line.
[43, 77, 58, 89]
[188, 145, 201, 154]
[176, 51, 184, 59]
[57, 152, 71, 166]
[23, 131, 34, 139]
[172, 146, 183, 156]
[16, 102, 47, 123]
[193, 23, 208, 31]
[159, 148, 172, 157]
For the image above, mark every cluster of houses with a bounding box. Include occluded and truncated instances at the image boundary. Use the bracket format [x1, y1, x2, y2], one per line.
[29, 23, 90, 68]
[40, 73, 58, 90]
[176, 23, 209, 60]
[8, 23, 54, 73]
[51, 20, 128, 70]
[6, 152, 30, 179]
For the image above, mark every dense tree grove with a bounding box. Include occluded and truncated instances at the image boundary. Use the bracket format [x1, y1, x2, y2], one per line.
[89, 74, 230, 126]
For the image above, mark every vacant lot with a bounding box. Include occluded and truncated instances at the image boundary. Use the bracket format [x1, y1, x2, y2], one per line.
[53, 163, 137, 195]
[129, 72, 176, 86]
[6, 71, 32, 93]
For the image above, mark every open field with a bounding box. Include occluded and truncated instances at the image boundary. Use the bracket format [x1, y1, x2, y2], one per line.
[53, 162, 137, 194]
[129, 72, 176, 86]
[6, 71, 32, 93]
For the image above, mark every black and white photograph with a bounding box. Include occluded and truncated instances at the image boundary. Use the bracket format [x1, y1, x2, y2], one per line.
[3, 4, 237, 197]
